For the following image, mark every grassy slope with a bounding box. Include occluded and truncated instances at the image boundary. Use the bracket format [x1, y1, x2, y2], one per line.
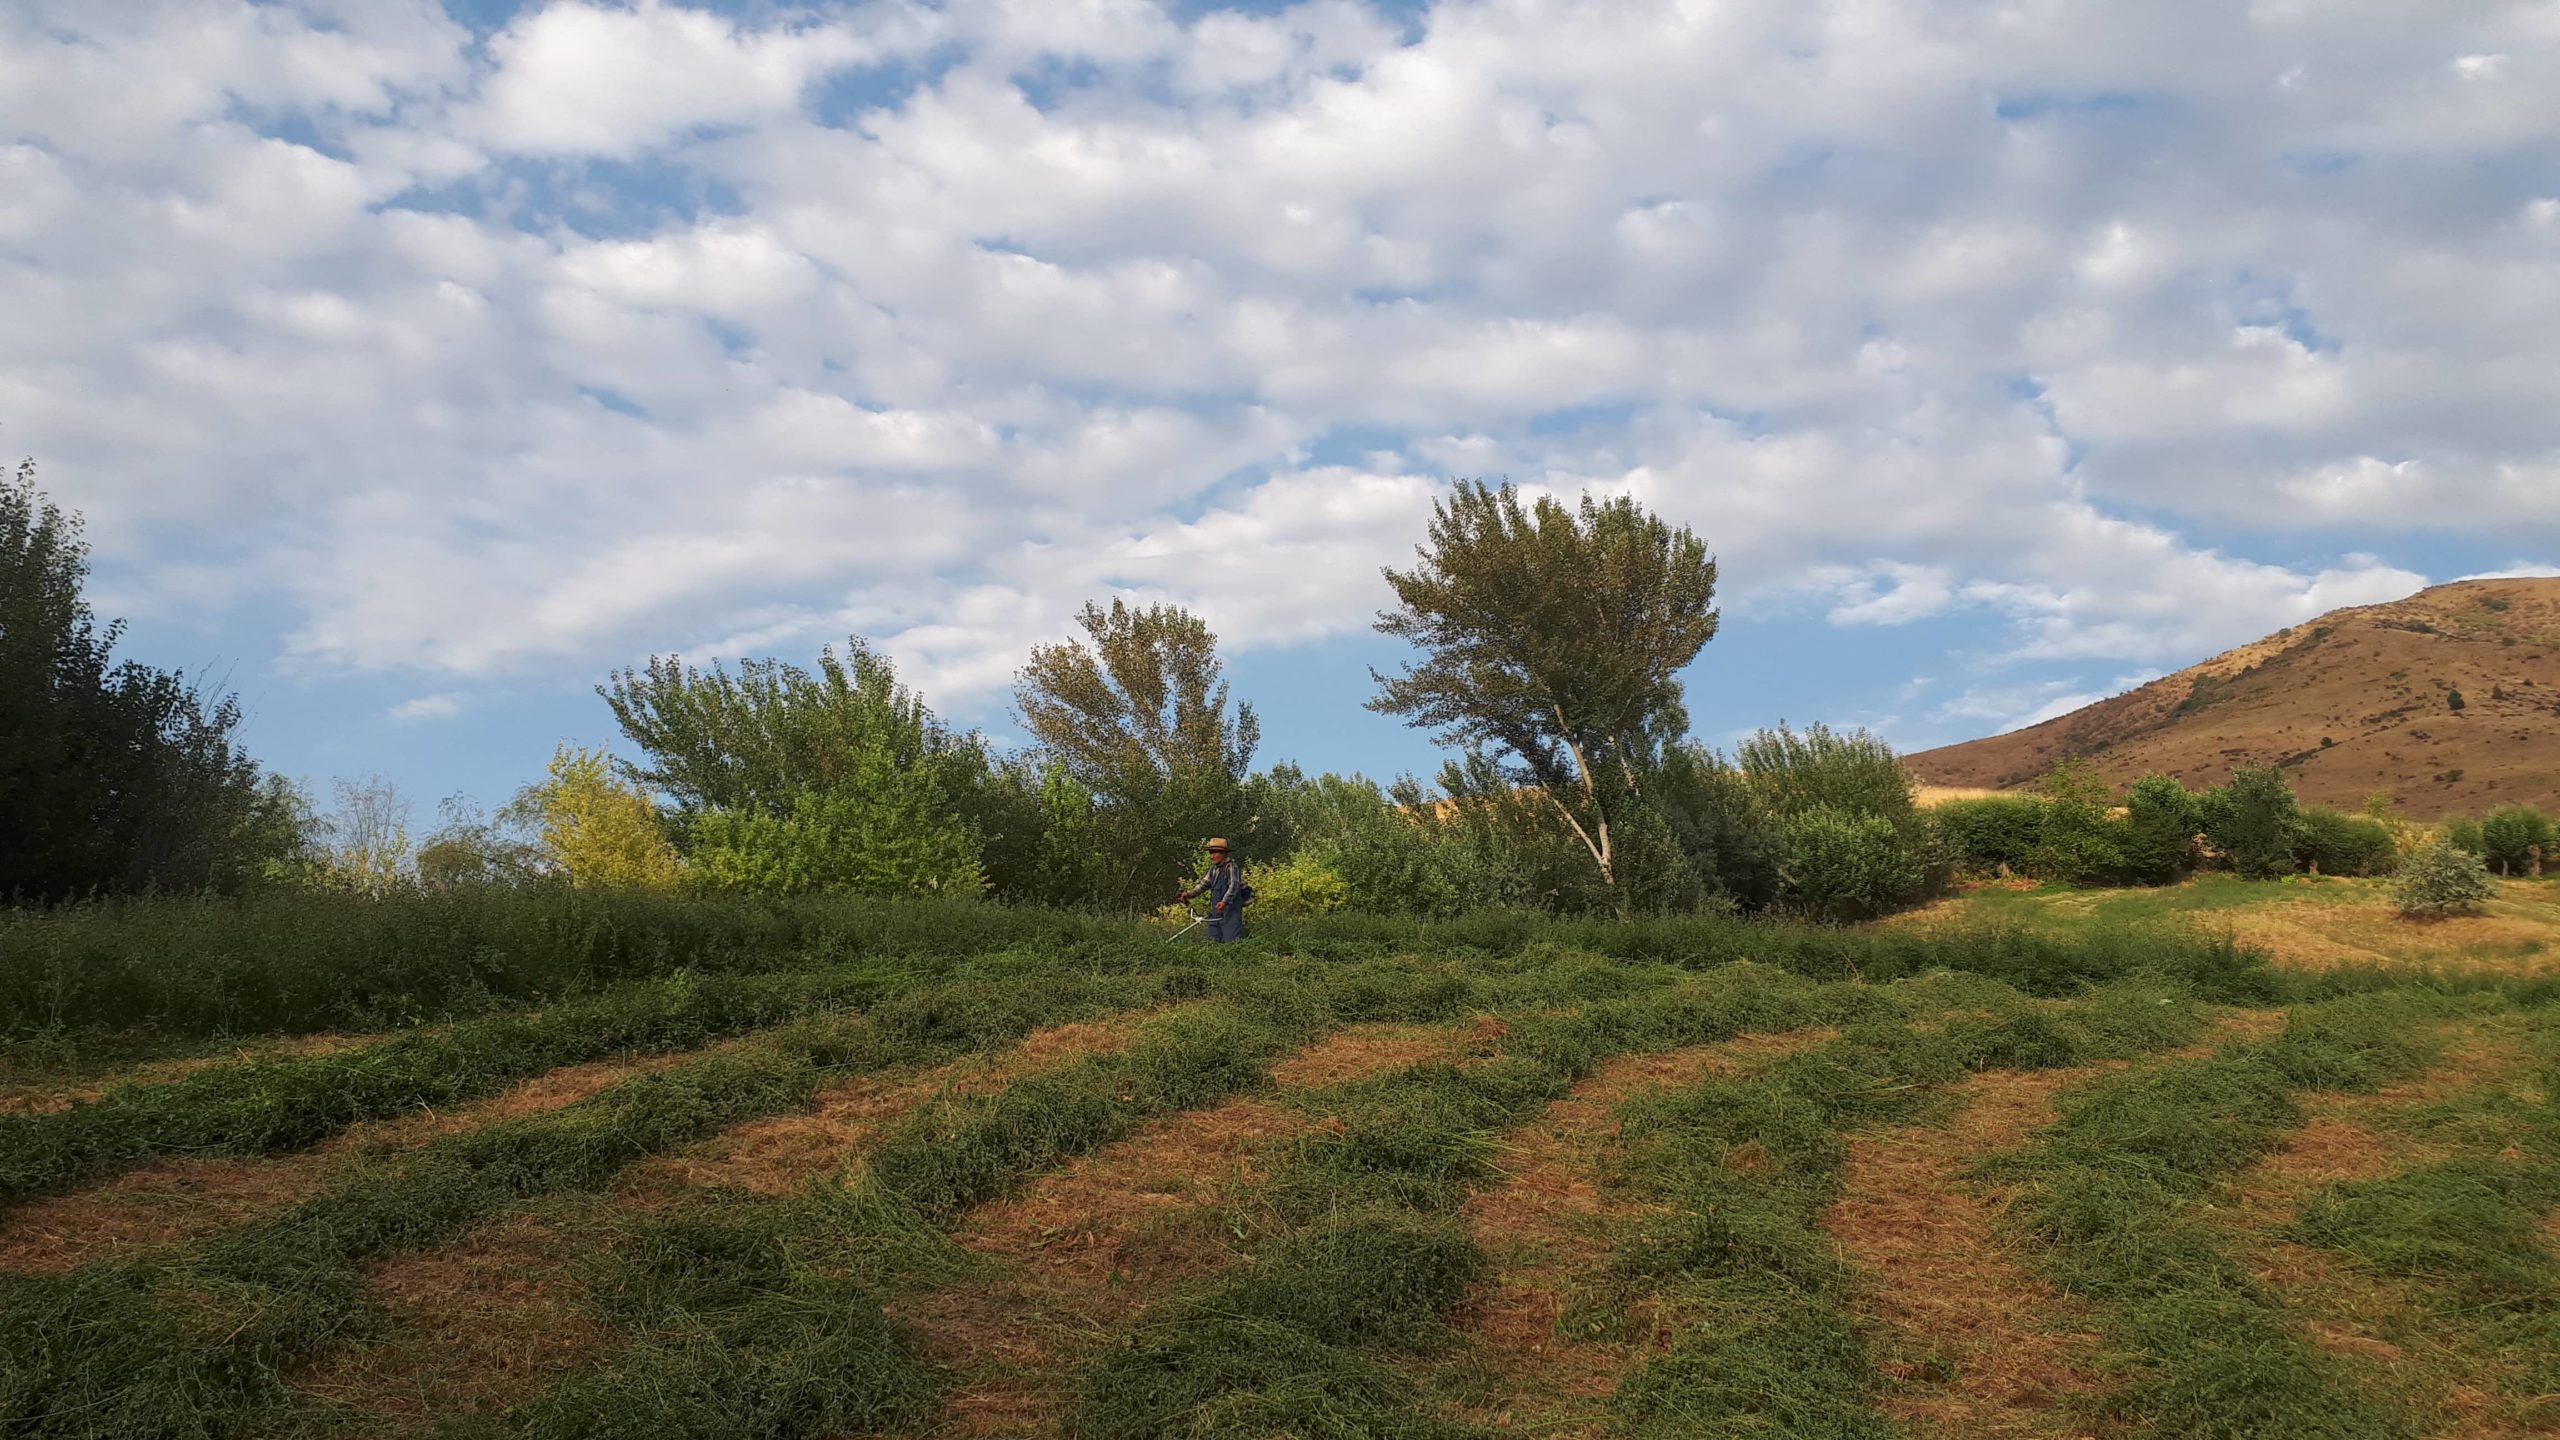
[1905, 576, 2560, 817]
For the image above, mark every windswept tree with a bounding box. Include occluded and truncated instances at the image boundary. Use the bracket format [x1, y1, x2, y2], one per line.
[1015, 599, 1261, 906]
[1368, 481, 1718, 907]
[1, 459, 300, 899]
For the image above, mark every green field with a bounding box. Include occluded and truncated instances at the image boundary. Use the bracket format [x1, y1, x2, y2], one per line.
[4, 892, 2558, 1439]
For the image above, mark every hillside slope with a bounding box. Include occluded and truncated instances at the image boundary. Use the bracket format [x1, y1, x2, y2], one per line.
[1906, 578, 2560, 819]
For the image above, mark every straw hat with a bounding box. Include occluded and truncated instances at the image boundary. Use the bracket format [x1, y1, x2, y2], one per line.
[1204, 837, 1230, 853]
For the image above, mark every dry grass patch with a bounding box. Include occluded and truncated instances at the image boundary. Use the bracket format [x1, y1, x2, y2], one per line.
[288, 1212, 613, 1425]
[894, 1020, 1474, 1440]
[1441, 1029, 1837, 1435]
[1268, 1022, 1457, 1089]
[1829, 1066, 2107, 1440]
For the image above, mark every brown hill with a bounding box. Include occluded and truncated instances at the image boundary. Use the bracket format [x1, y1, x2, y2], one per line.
[1905, 578, 2560, 820]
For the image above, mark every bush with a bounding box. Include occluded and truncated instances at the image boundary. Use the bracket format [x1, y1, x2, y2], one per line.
[2205, 768, 2302, 879]
[2479, 805, 2553, 877]
[1247, 853, 1350, 918]
[2297, 808, 2399, 877]
[1738, 723, 1916, 825]
[2393, 842, 2496, 918]
[2445, 817, 2486, 856]
[2119, 775, 2201, 884]
[1777, 806, 1928, 923]
[688, 786, 983, 899]
[2028, 761, 2127, 886]
[1932, 796, 2048, 877]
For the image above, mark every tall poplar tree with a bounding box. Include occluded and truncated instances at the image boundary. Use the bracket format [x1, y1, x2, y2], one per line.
[1369, 480, 1719, 908]
[1015, 599, 1259, 906]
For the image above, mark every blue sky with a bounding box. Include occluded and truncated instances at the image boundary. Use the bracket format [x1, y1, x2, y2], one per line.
[7, 0, 2559, 823]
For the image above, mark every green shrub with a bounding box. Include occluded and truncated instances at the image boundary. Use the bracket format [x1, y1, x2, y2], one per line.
[1776, 806, 1928, 922]
[2026, 761, 2125, 886]
[1248, 853, 1350, 918]
[2393, 842, 2495, 918]
[1738, 723, 1916, 824]
[2296, 808, 2398, 877]
[2204, 768, 2301, 879]
[687, 786, 984, 898]
[2119, 775, 2201, 884]
[2445, 817, 2487, 856]
[1931, 795, 2047, 876]
[2480, 805, 2554, 876]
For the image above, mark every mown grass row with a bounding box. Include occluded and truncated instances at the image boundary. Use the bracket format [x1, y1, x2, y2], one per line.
[1066, 969, 2133, 1438]
[0, 886, 2290, 1040]
[441, 959, 1882, 1440]
[1991, 990, 2469, 1439]
[0, 950, 1231, 1440]
[0, 965, 931, 1209]
[271, 946, 1720, 1438]
[2286, 1006, 2560, 1430]
[1553, 979, 2208, 1438]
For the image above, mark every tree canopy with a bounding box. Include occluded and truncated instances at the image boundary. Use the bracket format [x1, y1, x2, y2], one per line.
[1, 460, 298, 899]
[1368, 480, 1718, 900]
[1015, 599, 1261, 905]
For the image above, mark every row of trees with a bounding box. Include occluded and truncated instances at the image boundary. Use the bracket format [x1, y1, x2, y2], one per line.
[32, 474, 1937, 922]
[1933, 761, 2550, 888]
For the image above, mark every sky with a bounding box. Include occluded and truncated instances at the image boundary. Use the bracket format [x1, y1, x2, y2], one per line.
[6, 0, 2560, 819]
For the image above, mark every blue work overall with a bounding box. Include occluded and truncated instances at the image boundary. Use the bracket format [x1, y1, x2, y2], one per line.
[1201, 859, 1245, 943]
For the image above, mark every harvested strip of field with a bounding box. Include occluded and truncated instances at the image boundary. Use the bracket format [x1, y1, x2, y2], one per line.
[281, 1008, 1197, 1428]
[1828, 1065, 2105, 1440]
[900, 1021, 1474, 1438]
[1988, 991, 2461, 1440]
[0, 1032, 375, 1116]
[0, 1046, 715, 1273]
[2260, 1017, 2560, 1435]
[0, 965, 930, 1211]
[619, 1006, 1183, 1201]
[288, 1212, 614, 1428]
[0, 1014, 925, 1440]
[1447, 1029, 1836, 1434]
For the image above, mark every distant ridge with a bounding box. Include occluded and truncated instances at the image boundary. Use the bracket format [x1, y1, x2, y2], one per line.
[1905, 578, 2560, 820]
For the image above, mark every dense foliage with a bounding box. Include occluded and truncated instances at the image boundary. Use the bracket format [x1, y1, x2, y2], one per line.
[1369, 479, 1719, 909]
[0, 462, 301, 900]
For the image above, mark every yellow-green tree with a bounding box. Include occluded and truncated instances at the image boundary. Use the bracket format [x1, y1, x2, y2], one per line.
[528, 745, 685, 890]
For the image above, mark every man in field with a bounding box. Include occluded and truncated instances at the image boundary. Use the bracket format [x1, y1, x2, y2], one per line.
[1178, 837, 1247, 942]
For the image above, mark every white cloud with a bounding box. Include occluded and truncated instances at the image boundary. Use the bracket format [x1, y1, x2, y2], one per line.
[471, 0, 886, 158]
[390, 693, 463, 723]
[3, 0, 2557, 737]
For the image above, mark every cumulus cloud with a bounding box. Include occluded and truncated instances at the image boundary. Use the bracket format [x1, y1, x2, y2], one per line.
[3, 0, 2557, 744]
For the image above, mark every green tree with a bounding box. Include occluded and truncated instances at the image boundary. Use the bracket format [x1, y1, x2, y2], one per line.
[2119, 774, 2200, 884]
[2028, 759, 2127, 885]
[525, 746, 686, 891]
[1367, 480, 1719, 909]
[601, 638, 990, 820]
[602, 639, 998, 894]
[2206, 767, 2302, 879]
[2394, 841, 2495, 917]
[1016, 599, 1261, 907]
[0, 459, 299, 899]
[2480, 805, 2553, 876]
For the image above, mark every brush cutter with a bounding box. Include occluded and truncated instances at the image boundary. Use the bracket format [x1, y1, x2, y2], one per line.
[1163, 905, 1209, 944]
